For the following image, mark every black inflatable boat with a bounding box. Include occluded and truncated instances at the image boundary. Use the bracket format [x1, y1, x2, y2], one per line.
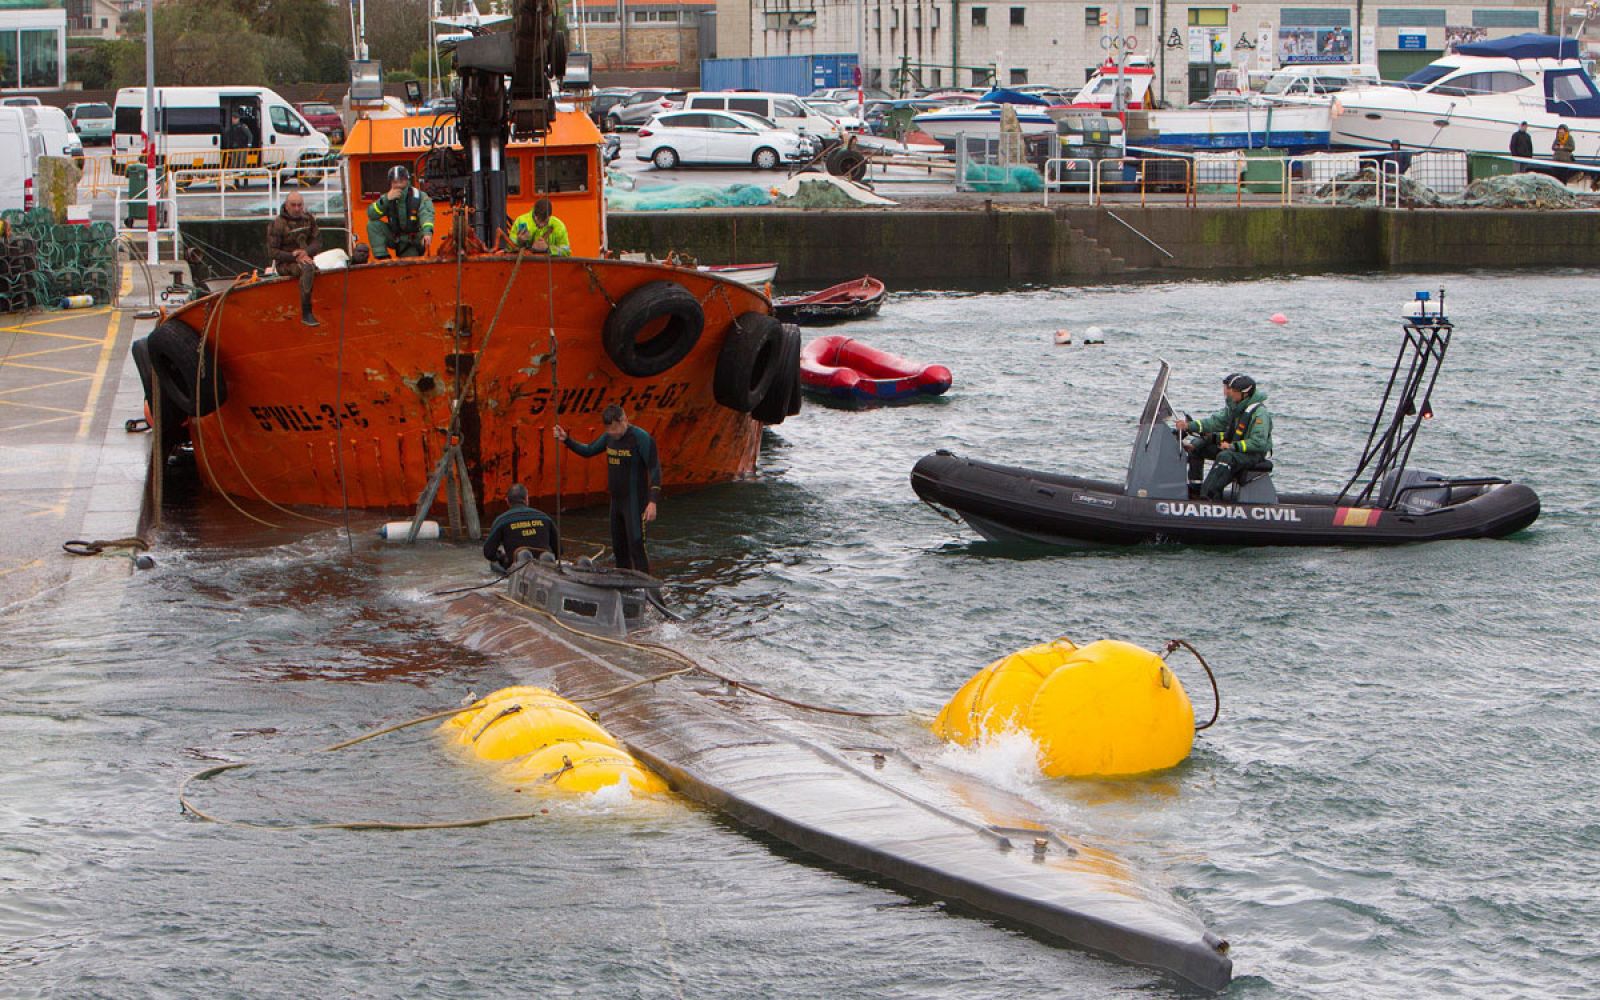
[912, 292, 1541, 548]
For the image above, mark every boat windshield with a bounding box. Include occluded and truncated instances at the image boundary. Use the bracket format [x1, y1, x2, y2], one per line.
[1399, 64, 1456, 89]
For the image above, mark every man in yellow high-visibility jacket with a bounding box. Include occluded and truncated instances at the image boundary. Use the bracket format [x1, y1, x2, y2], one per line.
[509, 197, 571, 256]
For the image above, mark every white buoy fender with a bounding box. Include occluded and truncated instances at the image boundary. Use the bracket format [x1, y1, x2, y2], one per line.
[378, 520, 439, 541]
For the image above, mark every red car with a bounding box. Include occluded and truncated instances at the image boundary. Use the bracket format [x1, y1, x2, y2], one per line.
[295, 101, 345, 144]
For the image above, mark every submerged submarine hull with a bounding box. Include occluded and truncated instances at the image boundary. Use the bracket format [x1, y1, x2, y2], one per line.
[445, 594, 1234, 992]
[911, 451, 1541, 548]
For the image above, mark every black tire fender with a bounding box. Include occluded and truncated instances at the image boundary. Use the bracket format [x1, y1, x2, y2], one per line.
[147, 317, 227, 416]
[751, 321, 802, 424]
[825, 146, 868, 181]
[714, 312, 783, 413]
[602, 280, 705, 377]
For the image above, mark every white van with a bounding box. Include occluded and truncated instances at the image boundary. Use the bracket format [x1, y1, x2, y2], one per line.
[682, 92, 843, 146]
[111, 86, 332, 175]
[23, 105, 84, 160]
[0, 107, 41, 212]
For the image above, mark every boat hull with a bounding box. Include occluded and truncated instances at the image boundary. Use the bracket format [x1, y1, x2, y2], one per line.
[912, 110, 1058, 148]
[1330, 90, 1600, 157]
[1132, 105, 1330, 153]
[446, 594, 1234, 992]
[772, 276, 886, 325]
[911, 451, 1540, 547]
[168, 257, 775, 512]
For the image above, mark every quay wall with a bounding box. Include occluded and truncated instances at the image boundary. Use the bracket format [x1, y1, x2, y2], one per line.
[181, 209, 1600, 286]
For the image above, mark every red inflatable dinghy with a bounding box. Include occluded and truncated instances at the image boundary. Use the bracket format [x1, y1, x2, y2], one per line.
[800, 335, 952, 406]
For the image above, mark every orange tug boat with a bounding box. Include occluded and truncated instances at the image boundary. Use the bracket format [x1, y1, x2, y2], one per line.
[133, 16, 799, 516]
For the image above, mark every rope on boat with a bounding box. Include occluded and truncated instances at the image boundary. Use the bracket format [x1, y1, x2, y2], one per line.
[1161, 638, 1221, 731]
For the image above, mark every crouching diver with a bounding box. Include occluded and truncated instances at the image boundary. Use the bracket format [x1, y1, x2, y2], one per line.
[553, 404, 660, 574]
[482, 484, 560, 570]
[1174, 373, 1273, 501]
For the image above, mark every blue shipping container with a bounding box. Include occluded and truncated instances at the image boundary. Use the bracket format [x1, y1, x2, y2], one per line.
[700, 53, 858, 96]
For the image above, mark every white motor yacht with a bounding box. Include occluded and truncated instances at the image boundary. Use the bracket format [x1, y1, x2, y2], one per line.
[1329, 33, 1600, 158]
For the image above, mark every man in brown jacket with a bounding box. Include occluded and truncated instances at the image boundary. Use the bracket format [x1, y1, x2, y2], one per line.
[268, 192, 322, 326]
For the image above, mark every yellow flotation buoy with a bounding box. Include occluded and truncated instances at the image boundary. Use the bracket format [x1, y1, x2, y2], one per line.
[935, 639, 1196, 778]
[932, 638, 1078, 744]
[501, 739, 669, 796]
[442, 686, 667, 796]
[1028, 640, 1193, 778]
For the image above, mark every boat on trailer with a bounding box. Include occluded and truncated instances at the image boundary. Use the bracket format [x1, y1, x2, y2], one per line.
[444, 585, 1234, 992]
[911, 291, 1540, 548]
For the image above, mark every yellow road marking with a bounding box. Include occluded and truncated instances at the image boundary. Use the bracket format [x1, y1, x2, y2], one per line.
[77, 310, 123, 441]
[0, 360, 103, 377]
[0, 414, 77, 433]
[0, 558, 44, 578]
[119, 263, 133, 298]
[0, 306, 111, 330]
[0, 399, 85, 416]
[0, 376, 91, 398]
[0, 327, 104, 343]
[3, 343, 101, 363]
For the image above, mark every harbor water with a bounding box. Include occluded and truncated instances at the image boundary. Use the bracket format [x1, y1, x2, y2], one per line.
[2, 273, 1595, 997]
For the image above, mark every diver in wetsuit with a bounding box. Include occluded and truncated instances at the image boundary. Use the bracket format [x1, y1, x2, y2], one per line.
[1174, 373, 1273, 501]
[482, 483, 560, 569]
[554, 404, 661, 574]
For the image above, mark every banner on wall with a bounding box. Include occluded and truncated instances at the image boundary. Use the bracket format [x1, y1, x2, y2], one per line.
[1445, 26, 1488, 52]
[1277, 26, 1353, 64]
[1189, 27, 1233, 65]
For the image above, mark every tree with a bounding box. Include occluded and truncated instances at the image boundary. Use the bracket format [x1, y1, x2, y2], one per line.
[363, 0, 430, 74]
[116, 3, 270, 87]
[68, 39, 139, 90]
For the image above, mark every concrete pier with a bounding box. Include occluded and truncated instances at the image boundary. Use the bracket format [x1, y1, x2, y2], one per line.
[182, 205, 1600, 288]
[0, 271, 156, 609]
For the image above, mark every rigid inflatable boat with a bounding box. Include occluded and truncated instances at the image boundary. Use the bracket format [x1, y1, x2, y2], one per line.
[443, 593, 1233, 992]
[912, 293, 1540, 548]
[800, 335, 952, 406]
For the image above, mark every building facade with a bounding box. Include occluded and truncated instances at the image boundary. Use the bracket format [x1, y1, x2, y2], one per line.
[569, 0, 716, 72]
[0, 3, 68, 91]
[730, 0, 1564, 104]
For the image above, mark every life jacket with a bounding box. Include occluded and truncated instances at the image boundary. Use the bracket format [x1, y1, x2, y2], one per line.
[376, 188, 422, 235]
[1225, 398, 1267, 451]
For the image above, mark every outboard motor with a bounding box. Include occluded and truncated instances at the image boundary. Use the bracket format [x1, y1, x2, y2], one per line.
[1378, 468, 1474, 514]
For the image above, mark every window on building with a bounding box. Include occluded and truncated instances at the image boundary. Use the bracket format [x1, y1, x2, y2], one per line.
[932, 7, 939, 27]
[1085, 7, 1100, 26]
[1188, 8, 1228, 26]
[1010, 7, 1025, 26]
[931, 68, 941, 86]
[1135, 7, 1149, 26]
[1010, 68, 1028, 84]
[971, 7, 987, 27]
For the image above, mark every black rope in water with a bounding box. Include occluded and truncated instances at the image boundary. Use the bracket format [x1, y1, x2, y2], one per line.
[429, 572, 509, 597]
[1163, 638, 1221, 731]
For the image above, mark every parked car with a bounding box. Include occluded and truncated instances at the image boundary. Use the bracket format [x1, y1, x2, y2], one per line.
[810, 86, 892, 103]
[588, 87, 634, 129]
[66, 102, 114, 145]
[0, 106, 41, 212]
[112, 86, 332, 176]
[607, 89, 685, 130]
[636, 110, 806, 170]
[681, 91, 840, 149]
[295, 101, 345, 144]
[805, 100, 868, 133]
[1, 96, 41, 107]
[24, 105, 83, 160]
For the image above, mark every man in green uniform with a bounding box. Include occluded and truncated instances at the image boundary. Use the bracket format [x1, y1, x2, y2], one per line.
[267, 191, 321, 326]
[554, 404, 660, 573]
[482, 483, 560, 569]
[509, 197, 571, 256]
[1174, 373, 1273, 501]
[366, 165, 434, 259]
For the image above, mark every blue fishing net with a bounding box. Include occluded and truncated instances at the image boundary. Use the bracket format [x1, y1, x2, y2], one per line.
[608, 184, 773, 211]
[962, 164, 1045, 193]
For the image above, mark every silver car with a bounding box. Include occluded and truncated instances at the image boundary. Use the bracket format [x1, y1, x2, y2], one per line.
[607, 89, 686, 130]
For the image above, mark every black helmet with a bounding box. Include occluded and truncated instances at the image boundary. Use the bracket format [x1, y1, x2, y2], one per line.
[1223, 372, 1256, 395]
[387, 165, 411, 184]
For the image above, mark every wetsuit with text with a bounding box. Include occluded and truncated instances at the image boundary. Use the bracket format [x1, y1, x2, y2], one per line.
[564, 426, 661, 573]
[481, 503, 560, 569]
